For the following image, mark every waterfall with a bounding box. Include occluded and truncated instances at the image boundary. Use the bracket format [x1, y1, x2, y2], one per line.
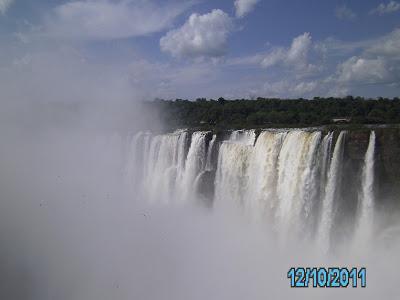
[178, 132, 208, 201]
[205, 134, 217, 171]
[275, 131, 321, 235]
[145, 133, 180, 202]
[138, 130, 189, 202]
[318, 132, 334, 198]
[317, 131, 346, 253]
[246, 131, 286, 220]
[126, 128, 380, 252]
[214, 130, 322, 227]
[214, 130, 256, 209]
[354, 131, 376, 244]
[229, 130, 256, 146]
[215, 130, 285, 217]
[214, 141, 253, 208]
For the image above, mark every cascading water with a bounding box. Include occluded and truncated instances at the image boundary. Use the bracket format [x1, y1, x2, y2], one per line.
[354, 131, 376, 245]
[205, 134, 216, 171]
[246, 131, 286, 220]
[229, 129, 256, 146]
[275, 131, 322, 237]
[127, 128, 380, 252]
[179, 131, 208, 201]
[317, 131, 346, 253]
[126, 130, 210, 203]
[215, 141, 253, 209]
[137, 130, 189, 202]
[318, 132, 334, 199]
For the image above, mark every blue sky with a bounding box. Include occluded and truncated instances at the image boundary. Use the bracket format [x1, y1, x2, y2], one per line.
[0, 0, 399, 100]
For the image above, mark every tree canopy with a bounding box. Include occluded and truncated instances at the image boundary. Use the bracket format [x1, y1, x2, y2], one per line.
[145, 97, 400, 130]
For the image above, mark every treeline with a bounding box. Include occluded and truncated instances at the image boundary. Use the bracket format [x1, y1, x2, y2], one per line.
[145, 96, 400, 130]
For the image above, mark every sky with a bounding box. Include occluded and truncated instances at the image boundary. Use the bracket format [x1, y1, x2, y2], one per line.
[0, 0, 399, 100]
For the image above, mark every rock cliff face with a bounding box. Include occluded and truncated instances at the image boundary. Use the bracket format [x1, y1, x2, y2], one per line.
[344, 128, 400, 180]
[337, 128, 400, 203]
[377, 129, 400, 182]
[345, 130, 370, 160]
[374, 129, 400, 207]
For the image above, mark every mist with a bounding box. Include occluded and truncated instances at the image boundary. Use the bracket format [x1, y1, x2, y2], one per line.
[1, 92, 400, 300]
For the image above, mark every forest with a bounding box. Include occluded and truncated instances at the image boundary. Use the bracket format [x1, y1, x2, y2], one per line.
[146, 96, 400, 130]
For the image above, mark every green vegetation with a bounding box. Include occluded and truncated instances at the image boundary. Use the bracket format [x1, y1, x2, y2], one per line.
[146, 96, 400, 130]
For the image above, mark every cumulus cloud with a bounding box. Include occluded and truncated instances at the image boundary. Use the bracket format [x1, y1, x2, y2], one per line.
[227, 28, 400, 98]
[292, 81, 319, 95]
[371, 1, 400, 15]
[316, 28, 400, 60]
[160, 9, 233, 58]
[260, 32, 316, 73]
[286, 32, 313, 65]
[305, 27, 400, 93]
[337, 57, 390, 84]
[335, 4, 357, 20]
[234, 0, 260, 18]
[45, 0, 193, 40]
[228, 33, 317, 72]
[260, 48, 286, 68]
[366, 28, 400, 58]
[223, 27, 400, 98]
[335, 28, 400, 86]
[0, 0, 13, 15]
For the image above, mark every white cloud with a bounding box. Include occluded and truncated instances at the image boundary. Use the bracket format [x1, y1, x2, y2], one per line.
[366, 28, 400, 58]
[286, 32, 312, 65]
[252, 79, 321, 98]
[260, 48, 286, 68]
[337, 57, 390, 84]
[335, 5, 357, 21]
[0, 0, 14, 15]
[45, 0, 193, 40]
[292, 81, 318, 95]
[260, 32, 316, 72]
[257, 80, 319, 98]
[316, 28, 400, 59]
[234, 0, 260, 18]
[335, 28, 400, 86]
[227, 28, 400, 98]
[160, 9, 233, 58]
[371, 1, 400, 15]
[228, 33, 316, 72]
